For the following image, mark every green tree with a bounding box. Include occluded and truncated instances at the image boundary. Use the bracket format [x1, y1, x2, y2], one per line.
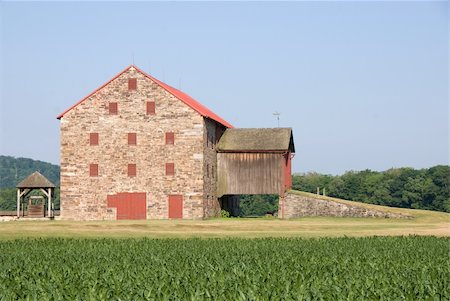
[239, 195, 278, 217]
[292, 166, 449, 213]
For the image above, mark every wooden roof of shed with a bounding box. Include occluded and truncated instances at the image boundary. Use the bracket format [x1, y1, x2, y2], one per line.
[217, 128, 295, 152]
[16, 171, 56, 188]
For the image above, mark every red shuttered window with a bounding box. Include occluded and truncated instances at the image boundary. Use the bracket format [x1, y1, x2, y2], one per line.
[89, 164, 98, 177]
[165, 132, 174, 145]
[128, 133, 137, 145]
[128, 78, 137, 90]
[146, 101, 155, 115]
[90, 133, 99, 146]
[109, 102, 118, 115]
[128, 164, 137, 177]
[165, 163, 175, 176]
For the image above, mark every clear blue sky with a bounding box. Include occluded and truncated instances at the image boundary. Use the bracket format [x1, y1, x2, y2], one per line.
[0, 1, 448, 174]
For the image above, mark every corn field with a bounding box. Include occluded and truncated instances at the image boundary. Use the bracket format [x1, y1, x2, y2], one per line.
[0, 236, 448, 300]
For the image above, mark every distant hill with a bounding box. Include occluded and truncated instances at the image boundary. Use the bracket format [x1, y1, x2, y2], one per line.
[0, 156, 60, 188]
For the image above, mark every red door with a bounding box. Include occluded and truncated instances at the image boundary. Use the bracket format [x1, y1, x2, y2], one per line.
[283, 152, 292, 190]
[107, 192, 146, 220]
[168, 195, 183, 219]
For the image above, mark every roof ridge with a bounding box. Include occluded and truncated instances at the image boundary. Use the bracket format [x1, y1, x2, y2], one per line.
[132, 65, 233, 128]
[56, 65, 133, 119]
[57, 65, 233, 128]
[227, 128, 291, 130]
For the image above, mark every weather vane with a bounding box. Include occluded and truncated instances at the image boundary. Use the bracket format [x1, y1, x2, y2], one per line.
[273, 112, 280, 127]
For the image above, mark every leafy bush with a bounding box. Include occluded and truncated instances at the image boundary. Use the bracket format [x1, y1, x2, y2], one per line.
[220, 209, 230, 218]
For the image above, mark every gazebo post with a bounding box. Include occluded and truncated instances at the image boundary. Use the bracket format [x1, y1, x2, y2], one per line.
[40, 188, 52, 218]
[48, 188, 52, 217]
[17, 189, 20, 218]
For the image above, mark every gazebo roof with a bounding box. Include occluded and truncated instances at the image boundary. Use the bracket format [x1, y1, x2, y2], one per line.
[16, 171, 56, 188]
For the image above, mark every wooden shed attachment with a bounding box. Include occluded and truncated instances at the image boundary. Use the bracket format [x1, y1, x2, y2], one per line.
[216, 128, 295, 197]
[16, 171, 56, 218]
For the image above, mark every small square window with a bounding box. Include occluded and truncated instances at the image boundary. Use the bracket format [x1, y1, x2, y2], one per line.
[165, 132, 174, 145]
[128, 78, 137, 90]
[146, 101, 155, 115]
[109, 102, 118, 114]
[90, 133, 99, 146]
[89, 164, 98, 177]
[128, 133, 137, 145]
[128, 164, 136, 177]
[165, 163, 175, 176]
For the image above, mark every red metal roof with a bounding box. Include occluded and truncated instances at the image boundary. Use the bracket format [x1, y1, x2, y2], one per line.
[56, 65, 233, 128]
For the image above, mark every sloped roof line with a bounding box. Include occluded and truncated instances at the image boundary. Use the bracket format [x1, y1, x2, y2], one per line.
[132, 65, 233, 128]
[16, 171, 56, 188]
[56, 65, 131, 120]
[56, 65, 233, 128]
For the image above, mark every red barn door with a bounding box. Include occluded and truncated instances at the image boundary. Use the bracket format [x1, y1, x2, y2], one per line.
[107, 192, 146, 220]
[168, 195, 183, 219]
[284, 152, 292, 190]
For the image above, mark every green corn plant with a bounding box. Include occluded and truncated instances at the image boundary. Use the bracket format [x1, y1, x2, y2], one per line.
[0, 236, 448, 300]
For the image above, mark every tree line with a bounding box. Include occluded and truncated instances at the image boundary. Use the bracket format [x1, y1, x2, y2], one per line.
[0, 155, 60, 188]
[292, 165, 449, 213]
[1, 156, 448, 214]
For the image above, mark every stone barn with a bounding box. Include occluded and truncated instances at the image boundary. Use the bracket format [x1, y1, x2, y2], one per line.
[57, 65, 295, 220]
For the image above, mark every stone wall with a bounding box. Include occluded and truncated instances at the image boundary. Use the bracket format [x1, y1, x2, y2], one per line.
[202, 119, 226, 218]
[60, 67, 209, 220]
[281, 192, 410, 219]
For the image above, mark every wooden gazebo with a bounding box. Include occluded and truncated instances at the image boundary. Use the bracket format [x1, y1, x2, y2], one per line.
[16, 171, 56, 218]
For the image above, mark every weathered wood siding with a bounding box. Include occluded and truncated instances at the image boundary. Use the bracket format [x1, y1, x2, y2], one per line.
[217, 153, 283, 196]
